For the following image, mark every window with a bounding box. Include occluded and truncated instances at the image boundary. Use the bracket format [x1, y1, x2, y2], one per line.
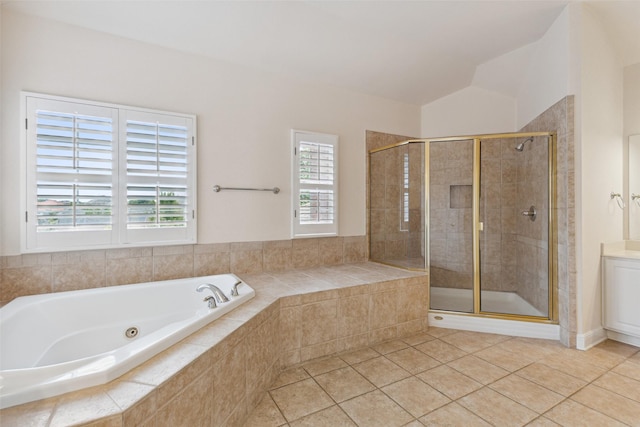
[292, 130, 338, 237]
[401, 152, 409, 231]
[22, 93, 196, 252]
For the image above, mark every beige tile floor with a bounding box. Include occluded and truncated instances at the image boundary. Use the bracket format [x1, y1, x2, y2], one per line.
[244, 328, 640, 427]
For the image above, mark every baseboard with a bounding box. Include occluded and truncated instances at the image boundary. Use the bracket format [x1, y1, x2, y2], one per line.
[576, 327, 608, 350]
[428, 312, 560, 341]
[606, 330, 640, 348]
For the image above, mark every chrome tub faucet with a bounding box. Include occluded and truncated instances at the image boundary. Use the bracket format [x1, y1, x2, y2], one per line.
[196, 283, 230, 308]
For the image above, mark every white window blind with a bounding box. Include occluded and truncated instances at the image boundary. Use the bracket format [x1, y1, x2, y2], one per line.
[123, 113, 190, 235]
[292, 130, 338, 237]
[35, 109, 115, 233]
[401, 152, 409, 230]
[23, 93, 196, 252]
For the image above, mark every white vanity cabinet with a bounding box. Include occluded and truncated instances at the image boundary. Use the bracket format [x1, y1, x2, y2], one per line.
[602, 256, 640, 338]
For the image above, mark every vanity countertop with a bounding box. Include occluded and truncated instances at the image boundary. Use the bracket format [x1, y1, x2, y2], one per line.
[601, 241, 640, 260]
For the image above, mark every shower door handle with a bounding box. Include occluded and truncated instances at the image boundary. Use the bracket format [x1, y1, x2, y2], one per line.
[521, 206, 537, 221]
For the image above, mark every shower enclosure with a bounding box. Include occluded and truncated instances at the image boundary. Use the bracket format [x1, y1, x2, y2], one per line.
[369, 132, 557, 322]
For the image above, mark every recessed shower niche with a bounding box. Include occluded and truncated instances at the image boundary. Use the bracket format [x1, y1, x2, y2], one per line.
[369, 132, 558, 322]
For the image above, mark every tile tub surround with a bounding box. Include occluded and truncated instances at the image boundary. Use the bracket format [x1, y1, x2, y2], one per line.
[0, 262, 427, 426]
[0, 236, 366, 304]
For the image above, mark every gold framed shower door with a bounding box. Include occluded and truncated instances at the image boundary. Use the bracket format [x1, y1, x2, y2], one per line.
[368, 131, 558, 324]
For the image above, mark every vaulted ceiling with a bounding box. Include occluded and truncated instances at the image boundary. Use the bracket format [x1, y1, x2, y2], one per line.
[3, 1, 639, 105]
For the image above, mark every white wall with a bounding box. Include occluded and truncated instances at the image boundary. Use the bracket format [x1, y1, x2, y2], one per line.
[420, 86, 516, 137]
[575, 4, 624, 339]
[516, 6, 571, 129]
[419, 6, 572, 137]
[0, 9, 420, 255]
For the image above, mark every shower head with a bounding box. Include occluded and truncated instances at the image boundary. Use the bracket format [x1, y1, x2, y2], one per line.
[515, 137, 534, 152]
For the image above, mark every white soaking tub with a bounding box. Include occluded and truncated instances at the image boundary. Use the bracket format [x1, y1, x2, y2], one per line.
[0, 274, 255, 409]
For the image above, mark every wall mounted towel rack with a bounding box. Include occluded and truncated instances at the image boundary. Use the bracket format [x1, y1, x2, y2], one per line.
[213, 185, 280, 194]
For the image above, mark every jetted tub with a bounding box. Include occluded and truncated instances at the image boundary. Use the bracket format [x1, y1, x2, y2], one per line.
[0, 274, 255, 409]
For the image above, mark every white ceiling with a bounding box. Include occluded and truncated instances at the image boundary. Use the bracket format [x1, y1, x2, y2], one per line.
[3, 1, 639, 105]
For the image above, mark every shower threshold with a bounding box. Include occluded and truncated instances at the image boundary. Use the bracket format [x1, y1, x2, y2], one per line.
[428, 287, 558, 341]
[430, 286, 545, 317]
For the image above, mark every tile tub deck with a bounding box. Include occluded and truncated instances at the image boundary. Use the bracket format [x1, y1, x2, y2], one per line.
[0, 262, 428, 426]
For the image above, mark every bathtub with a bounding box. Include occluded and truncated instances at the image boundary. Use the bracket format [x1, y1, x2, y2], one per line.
[0, 274, 255, 409]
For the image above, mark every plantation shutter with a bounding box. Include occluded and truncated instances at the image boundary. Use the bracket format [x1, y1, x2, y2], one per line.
[25, 97, 118, 250]
[23, 93, 197, 252]
[292, 130, 338, 237]
[120, 110, 195, 244]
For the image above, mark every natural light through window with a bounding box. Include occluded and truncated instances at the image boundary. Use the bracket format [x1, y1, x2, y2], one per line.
[23, 93, 197, 252]
[292, 130, 338, 237]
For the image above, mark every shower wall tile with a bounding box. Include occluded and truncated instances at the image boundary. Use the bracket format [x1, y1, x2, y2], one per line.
[369, 241, 385, 260]
[482, 139, 502, 158]
[483, 183, 502, 208]
[430, 184, 449, 209]
[370, 184, 386, 209]
[365, 130, 414, 153]
[500, 207, 518, 234]
[370, 209, 385, 236]
[481, 159, 501, 183]
[519, 96, 575, 342]
[501, 160, 517, 183]
[384, 184, 402, 209]
[369, 155, 386, 186]
[501, 183, 517, 208]
[385, 239, 407, 260]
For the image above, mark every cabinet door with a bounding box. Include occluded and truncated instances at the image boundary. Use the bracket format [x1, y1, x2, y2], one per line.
[603, 258, 640, 337]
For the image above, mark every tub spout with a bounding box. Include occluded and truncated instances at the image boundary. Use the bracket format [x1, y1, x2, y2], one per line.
[196, 283, 230, 305]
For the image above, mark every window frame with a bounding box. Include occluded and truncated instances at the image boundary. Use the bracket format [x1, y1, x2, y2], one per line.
[21, 92, 197, 253]
[291, 129, 339, 238]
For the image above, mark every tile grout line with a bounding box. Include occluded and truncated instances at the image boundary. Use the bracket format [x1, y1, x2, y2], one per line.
[256, 331, 640, 427]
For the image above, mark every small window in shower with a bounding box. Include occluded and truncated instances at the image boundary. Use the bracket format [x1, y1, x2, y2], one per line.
[401, 152, 409, 230]
[450, 185, 472, 209]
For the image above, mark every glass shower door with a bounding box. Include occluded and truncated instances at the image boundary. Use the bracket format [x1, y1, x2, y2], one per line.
[428, 139, 475, 313]
[478, 135, 552, 318]
[369, 142, 426, 270]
